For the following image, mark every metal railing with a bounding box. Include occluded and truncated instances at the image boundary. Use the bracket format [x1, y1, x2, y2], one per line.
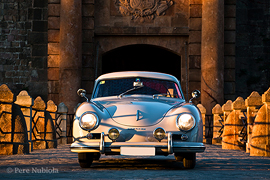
[239, 111, 248, 143]
[205, 115, 213, 139]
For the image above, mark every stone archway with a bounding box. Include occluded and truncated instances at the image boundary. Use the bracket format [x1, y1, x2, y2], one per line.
[102, 44, 181, 80]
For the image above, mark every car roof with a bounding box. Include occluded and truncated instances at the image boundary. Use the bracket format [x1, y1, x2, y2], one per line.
[96, 71, 179, 83]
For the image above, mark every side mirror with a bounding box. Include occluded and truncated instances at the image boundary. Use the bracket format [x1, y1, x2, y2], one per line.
[77, 89, 89, 102]
[189, 90, 200, 103]
[192, 90, 200, 99]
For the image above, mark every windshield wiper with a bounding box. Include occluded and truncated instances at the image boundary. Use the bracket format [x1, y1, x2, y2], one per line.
[118, 86, 144, 98]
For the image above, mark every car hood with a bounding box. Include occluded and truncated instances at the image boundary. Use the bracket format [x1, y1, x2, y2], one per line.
[93, 96, 184, 127]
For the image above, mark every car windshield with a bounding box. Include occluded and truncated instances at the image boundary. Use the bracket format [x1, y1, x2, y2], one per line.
[93, 77, 183, 99]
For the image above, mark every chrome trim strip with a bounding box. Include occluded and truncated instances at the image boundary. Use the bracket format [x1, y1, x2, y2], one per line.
[167, 132, 173, 154]
[100, 132, 105, 154]
[71, 137, 205, 154]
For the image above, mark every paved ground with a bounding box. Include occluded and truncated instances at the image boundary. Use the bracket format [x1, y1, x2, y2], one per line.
[0, 144, 270, 180]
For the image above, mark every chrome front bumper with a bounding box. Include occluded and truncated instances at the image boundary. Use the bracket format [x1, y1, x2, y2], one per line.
[70, 132, 205, 155]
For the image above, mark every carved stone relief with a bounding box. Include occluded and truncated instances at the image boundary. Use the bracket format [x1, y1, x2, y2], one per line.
[114, 0, 174, 22]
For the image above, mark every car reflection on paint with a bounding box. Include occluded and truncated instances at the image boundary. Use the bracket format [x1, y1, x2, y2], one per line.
[70, 71, 205, 169]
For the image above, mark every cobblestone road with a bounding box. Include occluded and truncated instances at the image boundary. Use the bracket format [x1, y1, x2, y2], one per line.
[0, 144, 269, 180]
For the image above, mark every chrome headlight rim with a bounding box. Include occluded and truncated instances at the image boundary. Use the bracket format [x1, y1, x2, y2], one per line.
[176, 113, 196, 132]
[153, 127, 166, 141]
[79, 111, 100, 131]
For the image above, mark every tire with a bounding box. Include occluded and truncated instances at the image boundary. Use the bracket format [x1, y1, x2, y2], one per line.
[182, 153, 196, 169]
[93, 152, 101, 161]
[174, 153, 184, 162]
[78, 153, 94, 168]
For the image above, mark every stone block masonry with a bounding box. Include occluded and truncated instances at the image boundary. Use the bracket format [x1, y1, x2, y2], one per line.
[235, 0, 270, 98]
[47, 0, 95, 112]
[0, 0, 48, 100]
[47, 0, 60, 104]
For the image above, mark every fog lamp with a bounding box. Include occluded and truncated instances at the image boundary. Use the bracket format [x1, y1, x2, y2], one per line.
[108, 128, 120, 141]
[153, 127, 166, 141]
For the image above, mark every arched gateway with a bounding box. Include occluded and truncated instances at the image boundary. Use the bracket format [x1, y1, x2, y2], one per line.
[47, 0, 233, 115]
[102, 44, 181, 80]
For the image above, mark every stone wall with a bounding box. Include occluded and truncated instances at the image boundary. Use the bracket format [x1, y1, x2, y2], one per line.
[48, 0, 60, 103]
[81, 0, 95, 97]
[0, 0, 48, 100]
[47, 0, 96, 105]
[236, 0, 270, 98]
[224, 0, 236, 101]
[188, 0, 202, 101]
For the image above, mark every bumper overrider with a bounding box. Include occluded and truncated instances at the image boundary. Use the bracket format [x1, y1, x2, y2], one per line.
[70, 132, 205, 156]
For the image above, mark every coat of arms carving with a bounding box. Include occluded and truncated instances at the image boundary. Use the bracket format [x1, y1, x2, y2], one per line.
[114, 0, 174, 22]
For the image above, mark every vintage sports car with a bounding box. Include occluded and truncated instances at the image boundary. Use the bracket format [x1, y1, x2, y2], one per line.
[70, 71, 205, 169]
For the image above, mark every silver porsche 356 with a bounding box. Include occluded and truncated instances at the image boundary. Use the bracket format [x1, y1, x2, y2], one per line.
[70, 71, 205, 169]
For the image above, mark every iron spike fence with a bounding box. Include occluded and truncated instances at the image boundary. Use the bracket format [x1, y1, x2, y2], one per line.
[0, 101, 13, 138]
[31, 108, 47, 148]
[66, 113, 75, 143]
[205, 115, 213, 139]
[16, 104, 33, 151]
[239, 110, 248, 143]
[218, 115, 224, 138]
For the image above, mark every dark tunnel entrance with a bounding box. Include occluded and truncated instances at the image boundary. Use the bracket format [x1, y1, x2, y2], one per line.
[102, 44, 181, 80]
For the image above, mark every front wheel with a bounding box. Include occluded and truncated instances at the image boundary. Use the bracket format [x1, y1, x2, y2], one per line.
[183, 153, 196, 169]
[78, 153, 94, 168]
[174, 153, 184, 162]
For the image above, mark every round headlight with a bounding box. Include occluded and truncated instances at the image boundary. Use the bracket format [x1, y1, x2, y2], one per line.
[79, 112, 99, 131]
[108, 128, 120, 141]
[153, 127, 166, 141]
[177, 113, 196, 131]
